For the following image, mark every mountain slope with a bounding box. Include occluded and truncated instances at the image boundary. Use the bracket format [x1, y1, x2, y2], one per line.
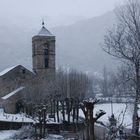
[0, 11, 119, 73]
[54, 11, 118, 73]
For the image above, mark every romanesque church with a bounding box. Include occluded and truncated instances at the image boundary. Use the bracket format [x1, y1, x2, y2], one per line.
[0, 23, 56, 113]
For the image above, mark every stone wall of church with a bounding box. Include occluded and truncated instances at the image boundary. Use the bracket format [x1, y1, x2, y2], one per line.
[0, 89, 24, 113]
[0, 65, 35, 98]
[0, 64, 53, 114]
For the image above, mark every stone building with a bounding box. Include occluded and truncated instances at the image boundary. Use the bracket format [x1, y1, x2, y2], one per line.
[32, 22, 55, 78]
[0, 22, 56, 113]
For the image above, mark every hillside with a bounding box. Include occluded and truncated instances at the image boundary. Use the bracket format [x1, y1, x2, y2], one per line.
[0, 11, 119, 73]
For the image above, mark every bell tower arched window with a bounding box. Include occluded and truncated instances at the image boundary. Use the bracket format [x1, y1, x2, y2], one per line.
[44, 43, 49, 55]
[44, 43, 49, 68]
[45, 58, 49, 68]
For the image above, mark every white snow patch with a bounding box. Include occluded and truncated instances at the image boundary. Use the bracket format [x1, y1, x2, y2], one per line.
[47, 134, 64, 139]
[0, 130, 18, 140]
[0, 110, 34, 123]
[1, 86, 25, 100]
[79, 103, 133, 129]
[0, 66, 17, 76]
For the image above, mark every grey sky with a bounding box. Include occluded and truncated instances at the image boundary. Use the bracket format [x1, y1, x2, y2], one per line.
[0, 0, 125, 26]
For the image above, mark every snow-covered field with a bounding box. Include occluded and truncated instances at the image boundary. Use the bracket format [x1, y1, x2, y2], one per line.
[0, 130, 18, 140]
[0, 130, 65, 140]
[79, 103, 134, 129]
[0, 103, 135, 139]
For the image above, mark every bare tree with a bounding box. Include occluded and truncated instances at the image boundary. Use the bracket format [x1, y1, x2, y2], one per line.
[23, 68, 93, 116]
[115, 65, 135, 98]
[68, 69, 93, 100]
[102, 66, 109, 97]
[80, 98, 106, 140]
[55, 68, 93, 101]
[103, 0, 140, 136]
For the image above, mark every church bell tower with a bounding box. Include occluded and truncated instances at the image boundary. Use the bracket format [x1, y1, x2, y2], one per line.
[32, 21, 55, 77]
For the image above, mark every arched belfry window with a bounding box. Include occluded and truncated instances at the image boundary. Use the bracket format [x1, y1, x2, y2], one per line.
[43, 43, 49, 55]
[44, 43, 49, 68]
[33, 44, 35, 56]
[45, 58, 49, 68]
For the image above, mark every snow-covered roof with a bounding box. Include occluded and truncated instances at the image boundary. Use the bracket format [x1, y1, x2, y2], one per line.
[0, 66, 17, 76]
[0, 65, 35, 76]
[2, 87, 25, 100]
[38, 26, 54, 37]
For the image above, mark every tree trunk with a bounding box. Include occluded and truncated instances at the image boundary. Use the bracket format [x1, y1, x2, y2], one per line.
[132, 96, 139, 135]
[86, 124, 90, 140]
[73, 107, 75, 123]
[43, 109, 46, 138]
[50, 99, 53, 116]
[53, 100, 56, 122]
[76, 106, 79, 123]
[62, 101, 65, 121]
[76, 100, 79, 123]
[67, 100, 70, 123]
[38, 114, 42, 139]
[132, 64, 140, 137]
[89, 120, 95, 140]
[56, 101, 59, 123]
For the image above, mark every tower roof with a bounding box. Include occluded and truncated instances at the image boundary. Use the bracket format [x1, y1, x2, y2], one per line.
[37, 20, 54, 37]
[38, 26, 54, 37]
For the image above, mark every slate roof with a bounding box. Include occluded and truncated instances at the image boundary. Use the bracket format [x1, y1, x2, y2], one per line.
[0, 66, 17, 76]
[38, 26, 54, 37]
[0, 65, 35, 76]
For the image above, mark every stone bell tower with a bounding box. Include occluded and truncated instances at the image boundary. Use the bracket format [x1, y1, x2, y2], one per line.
[32, 21, 55, 78]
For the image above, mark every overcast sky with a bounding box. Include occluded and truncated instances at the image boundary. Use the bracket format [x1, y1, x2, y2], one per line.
[0, 0, 125, 26]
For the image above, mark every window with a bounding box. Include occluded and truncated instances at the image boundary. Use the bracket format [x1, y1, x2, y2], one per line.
[45, 58, 49, 68]
[33, 44, 35, 56]
[44, 43, 49, 55]
[44, 49, 49, 55]
[22, 69, 25, 74]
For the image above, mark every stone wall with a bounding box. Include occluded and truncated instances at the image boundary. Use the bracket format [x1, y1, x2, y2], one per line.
[0, 65, 36, 113]
[0, 65, 35, 98]
[32, 35, 55, 78]
[0, 89, 25, 113]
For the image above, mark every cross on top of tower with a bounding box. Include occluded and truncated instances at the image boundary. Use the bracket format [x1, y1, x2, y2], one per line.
[42, 19, 45, 27]
[35, 19, 54, 37]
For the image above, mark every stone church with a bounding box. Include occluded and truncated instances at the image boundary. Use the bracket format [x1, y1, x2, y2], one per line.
[0, 22, 56, 113]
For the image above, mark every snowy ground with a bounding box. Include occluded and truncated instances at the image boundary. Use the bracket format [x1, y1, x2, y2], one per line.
[0, 130, 65, 140]
[79, 103, 134, 129]
[0, 103, 134, 126]
[0, 130, 18, 140]
[0, 103, 136, 139]
[0, 109, 34, 123]
[47, 103, 134, 129]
